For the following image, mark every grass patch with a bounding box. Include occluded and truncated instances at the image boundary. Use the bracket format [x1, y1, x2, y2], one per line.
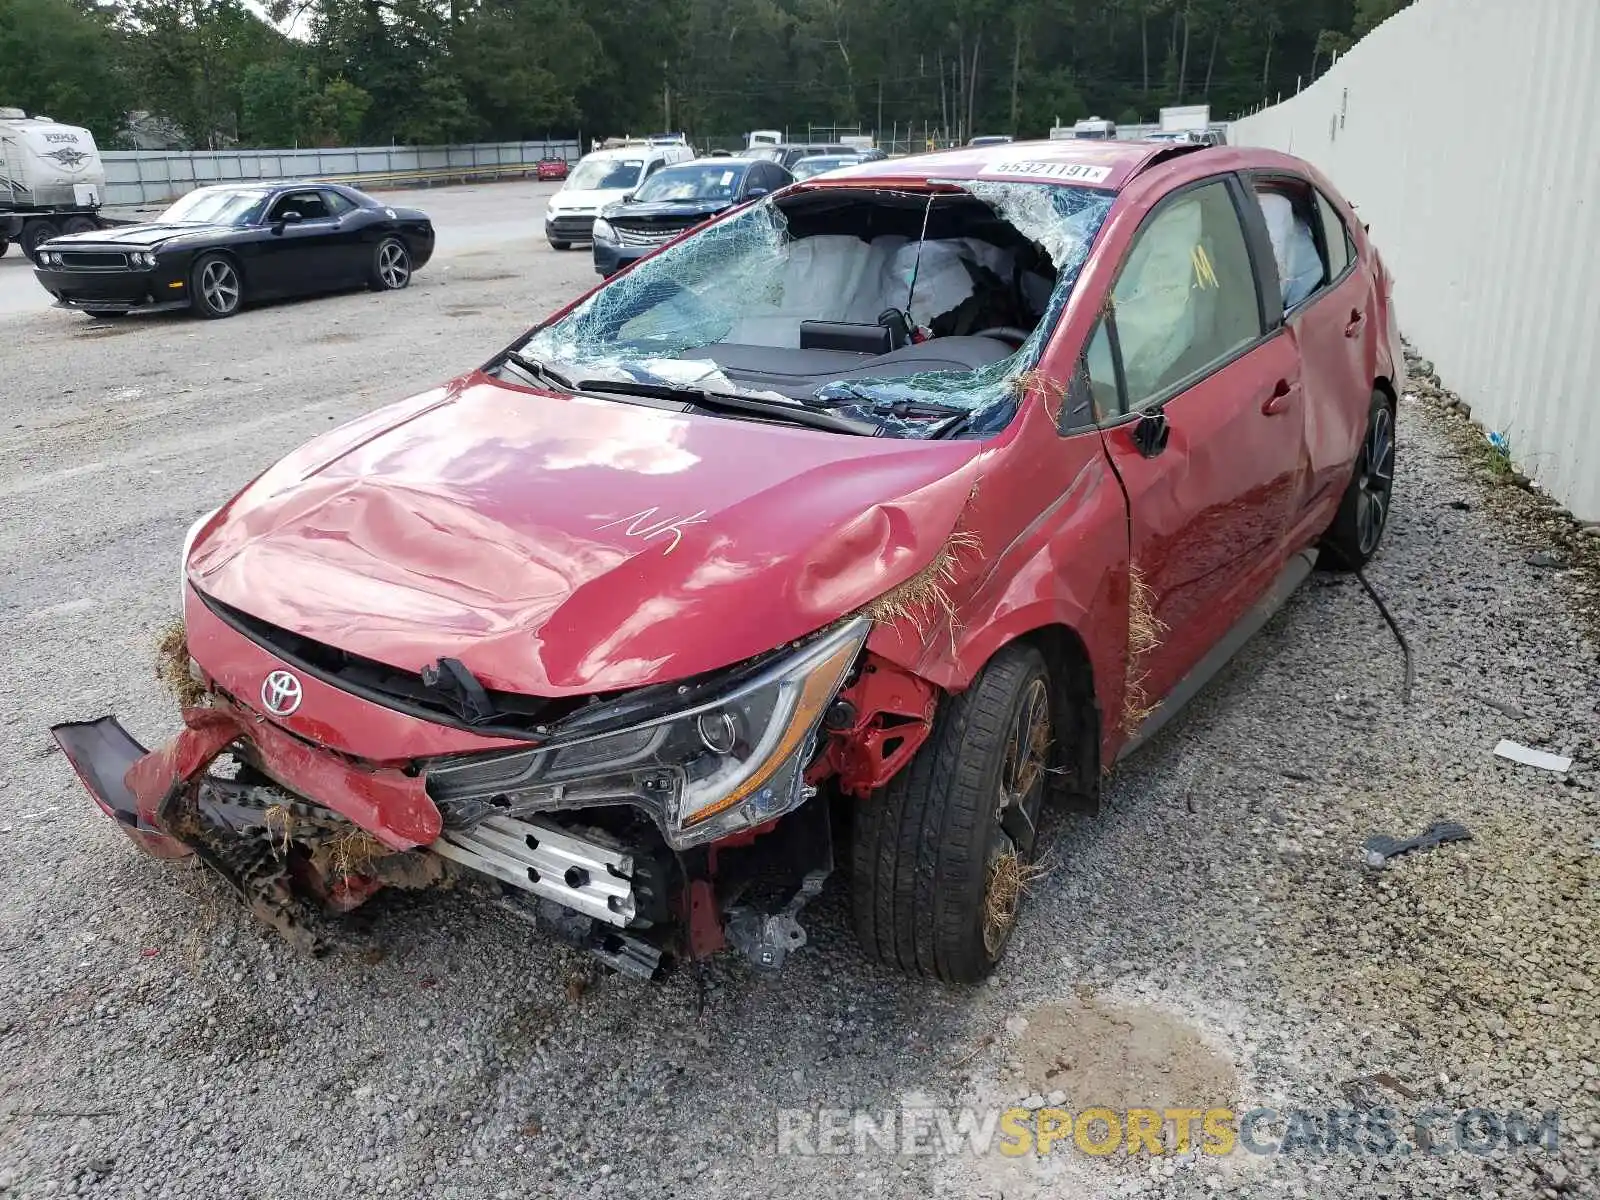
[155, 620, 209, 709]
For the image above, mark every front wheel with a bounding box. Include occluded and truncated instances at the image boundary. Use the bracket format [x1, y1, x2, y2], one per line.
[190, 253, 243, 319]
[547, 239, 571, 251]
[0, 235, 10, 259]
[851, 643, 1053, 983]
[1321, 391, 1396, 570]
[369, 237, 411, 291]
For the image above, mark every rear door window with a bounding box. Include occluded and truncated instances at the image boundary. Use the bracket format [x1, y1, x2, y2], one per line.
[1252, 181, 1326, 312]
[1109, 180, 1265, 411]
[1315, 191, 1353, 279]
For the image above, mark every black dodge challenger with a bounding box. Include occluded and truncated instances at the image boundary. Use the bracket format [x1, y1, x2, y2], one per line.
[31, 182, 435, 319]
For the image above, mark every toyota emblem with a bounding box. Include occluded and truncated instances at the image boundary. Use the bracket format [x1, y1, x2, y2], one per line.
[261, 670, 303, 717]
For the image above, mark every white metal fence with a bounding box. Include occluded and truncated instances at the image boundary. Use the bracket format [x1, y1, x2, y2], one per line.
[1229, 0, 1600, 522]
[103, 139, 582, 207]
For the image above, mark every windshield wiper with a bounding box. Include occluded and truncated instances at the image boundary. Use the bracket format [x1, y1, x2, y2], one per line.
[502, 351, 576, 393]
[805, 385, 973, 437]
[805, 385, 969, 419]
[574, 379, 880, 436]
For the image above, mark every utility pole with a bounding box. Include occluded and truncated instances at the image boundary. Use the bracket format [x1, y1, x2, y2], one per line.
[662, 62, 671, 130]
[877, 78, 883, 141]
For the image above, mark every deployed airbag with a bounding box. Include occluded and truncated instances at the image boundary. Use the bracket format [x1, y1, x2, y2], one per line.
[1258, 192, 1324, 310]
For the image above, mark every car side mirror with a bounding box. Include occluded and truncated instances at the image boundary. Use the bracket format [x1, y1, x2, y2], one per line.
[620, 192, 634, 204]
[272, 211, 302, 234]
[1132, 410, 1170, 457]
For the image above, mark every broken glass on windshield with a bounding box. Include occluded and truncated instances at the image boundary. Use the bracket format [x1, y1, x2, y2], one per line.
[517, 180, 1115, 438]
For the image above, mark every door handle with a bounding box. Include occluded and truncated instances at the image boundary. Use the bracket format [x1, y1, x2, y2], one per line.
[1261, 379, 1294, 416]
[1344, 309, 1366, 339]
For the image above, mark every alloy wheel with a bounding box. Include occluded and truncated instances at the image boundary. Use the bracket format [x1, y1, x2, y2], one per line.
[378, 242, 410, 289]
[1356, 406, 1395, 556]
[201, 260, 240, 315]
[982, 676, 1051, 956]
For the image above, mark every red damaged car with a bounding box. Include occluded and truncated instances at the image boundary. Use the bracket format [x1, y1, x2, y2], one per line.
[53, 140, 1401, 982]
[536, 156, 570, 181]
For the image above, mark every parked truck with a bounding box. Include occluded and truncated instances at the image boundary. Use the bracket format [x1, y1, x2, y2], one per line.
[1159, 104, 1211, 133]
[1, 107, 109, 261]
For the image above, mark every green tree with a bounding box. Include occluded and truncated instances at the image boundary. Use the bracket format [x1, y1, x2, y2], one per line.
[1354, 0, 1410, 38]
[0, 0, 131, 137]
[239, 60, 302, 145]
[122, 0, 289, 146]
[302, 76, 370, 144]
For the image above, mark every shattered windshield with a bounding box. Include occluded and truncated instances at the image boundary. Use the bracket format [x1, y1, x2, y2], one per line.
[518, 181, 1114, 438]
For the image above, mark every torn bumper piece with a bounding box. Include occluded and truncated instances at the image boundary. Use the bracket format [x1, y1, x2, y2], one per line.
[52, 716, 191, 860]
[51, 705, 446, 952]
[51, 704, 440, 856]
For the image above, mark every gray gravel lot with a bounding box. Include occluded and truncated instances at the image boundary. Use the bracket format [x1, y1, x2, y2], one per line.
[1, 183, 1596, 1198]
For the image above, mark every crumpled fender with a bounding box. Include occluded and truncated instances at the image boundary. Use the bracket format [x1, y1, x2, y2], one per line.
[862, 401, 1131, 759]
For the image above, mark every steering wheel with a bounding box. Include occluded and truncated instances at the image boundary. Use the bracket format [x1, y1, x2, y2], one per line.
[973, 326, 1031, 347]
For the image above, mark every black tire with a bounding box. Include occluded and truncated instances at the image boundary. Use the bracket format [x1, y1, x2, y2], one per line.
[20, 220, 59, 262]
[61, 215, 98, 236]
[189, 253, 243, 319]
[0, 236, 10, 259]
[369, 237, 411, 291]
[547, 239, 571, 251]
[852, 642, 1054, 983]
[1321, 390, 1396, 570]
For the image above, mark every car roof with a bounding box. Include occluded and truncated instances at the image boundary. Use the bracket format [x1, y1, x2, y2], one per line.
[581, 146, 657, 161]
[812, 138, 1222, 191]
[674, 157, 753, 170]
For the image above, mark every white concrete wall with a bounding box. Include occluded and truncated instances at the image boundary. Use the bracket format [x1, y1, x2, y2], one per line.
[1230, 0, 1600, 522]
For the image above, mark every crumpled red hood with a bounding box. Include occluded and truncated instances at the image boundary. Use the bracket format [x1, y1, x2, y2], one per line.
[188, 373, 984, 694]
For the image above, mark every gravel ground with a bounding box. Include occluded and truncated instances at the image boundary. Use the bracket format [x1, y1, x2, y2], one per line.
[1, 199, 1596, 1199]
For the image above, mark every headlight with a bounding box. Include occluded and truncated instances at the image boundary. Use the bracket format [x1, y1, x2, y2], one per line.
[179, 506, 219, 608]
[426, 617, 870, 848]
[133, 251, 155, 268]
[592, 218, 618, 244]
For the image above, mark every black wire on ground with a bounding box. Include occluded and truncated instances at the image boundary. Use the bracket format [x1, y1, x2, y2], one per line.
[1355, 567, 1415, 705]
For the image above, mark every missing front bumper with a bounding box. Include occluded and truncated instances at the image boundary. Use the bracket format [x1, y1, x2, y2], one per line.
[51, 711, 826, 975]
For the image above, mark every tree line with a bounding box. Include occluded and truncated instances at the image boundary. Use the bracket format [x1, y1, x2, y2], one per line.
[1, 0, 1412, 150]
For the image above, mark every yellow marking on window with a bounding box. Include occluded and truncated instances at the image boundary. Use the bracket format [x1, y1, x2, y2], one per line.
[1190, 243, 1218, 290]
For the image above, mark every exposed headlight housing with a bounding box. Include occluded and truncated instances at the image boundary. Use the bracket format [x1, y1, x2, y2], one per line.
[591, 218, 618, 244]
[133, 250, 156, 268]
[426, 617, 870, 848]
